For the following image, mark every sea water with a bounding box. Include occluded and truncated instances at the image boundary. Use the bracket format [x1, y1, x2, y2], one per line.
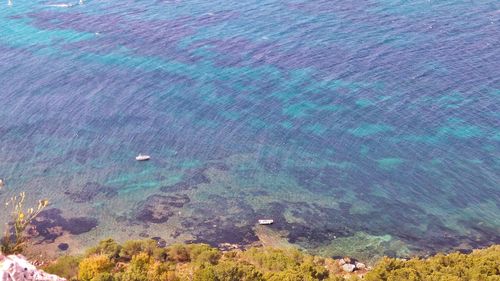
[0, 0, 499, 259]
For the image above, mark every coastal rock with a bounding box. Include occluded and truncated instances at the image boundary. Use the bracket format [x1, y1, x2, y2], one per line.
[342, 263, 356, 273]
[355, 262, 366, 270]
[338, 259, 346, 266]
[0, 254, 66, 281]
[151, 237, 167, 248]
[218, 243, 243, 251]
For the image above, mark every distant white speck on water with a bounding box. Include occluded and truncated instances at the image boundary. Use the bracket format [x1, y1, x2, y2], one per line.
[258, 219, 274, 225]
[135, 154, 151, 161]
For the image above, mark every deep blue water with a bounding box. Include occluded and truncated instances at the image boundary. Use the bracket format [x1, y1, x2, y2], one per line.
[0, 0, 499, 259]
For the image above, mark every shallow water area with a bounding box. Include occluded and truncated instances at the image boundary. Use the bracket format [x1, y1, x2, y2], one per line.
[0, 0, 499, 259]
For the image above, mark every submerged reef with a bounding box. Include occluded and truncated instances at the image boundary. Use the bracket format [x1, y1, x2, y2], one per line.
[135, 194, 190, 223]
[30, 208, 98, 243]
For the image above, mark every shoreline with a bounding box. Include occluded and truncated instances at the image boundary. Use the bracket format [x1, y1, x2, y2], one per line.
[20, 220, 500, 268]
[11, 240, 500, 281]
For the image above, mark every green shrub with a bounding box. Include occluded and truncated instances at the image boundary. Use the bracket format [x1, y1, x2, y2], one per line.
[119, 253, 151, 281]
[119, 239, 158, 261]
[86, 238, 122, 260]
[365, 245, 500, 281]
[241, 247, 331, 280]
[188, 244, 221, 265]
[167, 243, 191, 263]
[265, 269, 309, 281]
[193, 264, 218, 281]
[78, 254, 115, 281]
[92, 272, 115, 281]
[214, 260, 264, 281]
[147, 261, 178, 281]
[299, 259, 329, 280]
[44, 255, 82, 280]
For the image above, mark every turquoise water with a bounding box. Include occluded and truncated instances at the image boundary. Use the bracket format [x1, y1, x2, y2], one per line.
[0, 0, 499, 259]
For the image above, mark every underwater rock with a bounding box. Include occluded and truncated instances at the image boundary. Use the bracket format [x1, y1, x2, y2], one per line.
[30, 208, 98, 242]
[64, 182, 117, 203]
[265, 202, 354, 248]
[209, 162, 230, 171]
[160, 182, 194, 193]
[259, 157, 282, 172]
[160, 167, 211, 193]
[136, 194, 190, 223]
[182, 195, 259, 246]
[57, 243, 69, 251]
[170, 229, 182, 238]
[185, 168, 210, 185]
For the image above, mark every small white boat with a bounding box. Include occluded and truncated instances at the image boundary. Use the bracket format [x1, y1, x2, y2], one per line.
[46, 3, 73, 7]
[135, 154, 150, 161]
[258, 219, 274, 225]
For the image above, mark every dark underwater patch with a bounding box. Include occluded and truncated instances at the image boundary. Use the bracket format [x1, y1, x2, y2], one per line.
[58, 243, 69, 251]
[255, 202, 355, 248]
[64, 181, 117, 203]
[160, 181, 195, 193]
[456, 220, 500, 249]
[135, 194, 190, 223]
[160, 167, 211, 193]
[181, 195, 258, 246]
[30, 208, 98, 242]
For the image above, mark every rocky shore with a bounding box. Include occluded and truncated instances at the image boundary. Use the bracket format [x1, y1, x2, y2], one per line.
[0, 254, 65, 281]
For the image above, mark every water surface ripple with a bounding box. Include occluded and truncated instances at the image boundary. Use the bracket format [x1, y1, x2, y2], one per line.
[0, 0, 499, 258]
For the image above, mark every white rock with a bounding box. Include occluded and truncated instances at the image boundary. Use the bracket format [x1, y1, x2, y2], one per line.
[342, 263, 356, 273]
[338, 259, 346, 266]
[355, 262, 366, 270]
[0, 254, 66, 281]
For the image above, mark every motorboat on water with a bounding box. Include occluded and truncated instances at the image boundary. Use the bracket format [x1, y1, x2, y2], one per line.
[258, 219, 274, 225]
[136, 154, 151, 161]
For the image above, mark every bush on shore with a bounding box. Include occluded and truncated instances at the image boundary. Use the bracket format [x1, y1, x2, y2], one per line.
[45, 239, 347, 281]
[43, 239, 499, 281]
[364, 245, 500, 281]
